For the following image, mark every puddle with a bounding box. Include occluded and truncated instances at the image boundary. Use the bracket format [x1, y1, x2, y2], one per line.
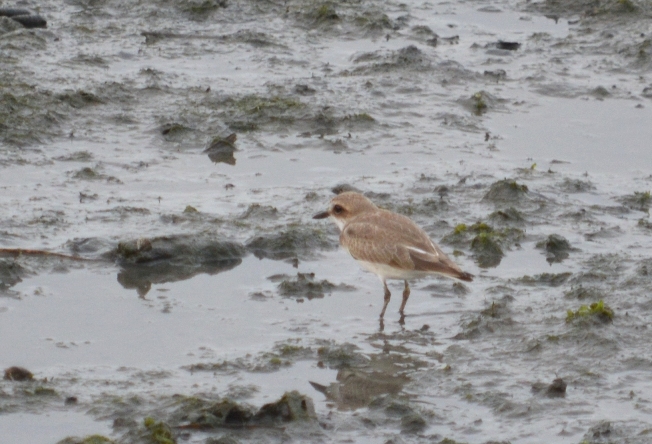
[489, 99, 652, 176]
[0, 411, 112, 444]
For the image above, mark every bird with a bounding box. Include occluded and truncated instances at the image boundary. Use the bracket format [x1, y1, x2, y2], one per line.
[313, 191, 472, 326]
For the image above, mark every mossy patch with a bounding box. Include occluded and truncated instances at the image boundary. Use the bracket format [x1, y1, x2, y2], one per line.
[168, 392, 315, 430]
[483, 179, 529, 203]
[470, 233, 504, 268]
[112, 234, 245, 296]
[638, 218, 652, 229]
[353, 10, 395, 33]
[471, 92, 487, 114]
[488, 207, 525, 226]
[0, 83, 64, 147]
[313, 3, 340, 23]
[442, 221, 523, 268]
[238, 203, 279, 221]
[271, 272, 354, 300]
[144, 417, 176, 444]
[295, 2, 396, 36]
[536, 234, 573, 263]
[56, 436, 115, 444]
[184, 340, 313, 374]
[566, 300, 614, 324]
[455, 296, 515, 339]
[350, 45, 431, 74]
[54, 151, 94, 162]
[56, 90, 104, 109]
[619, 191, 651, 212]
[179, 0, 226, 19]
[564, 285, 605, 300]
[246, 225, 335, 260]
[513, 272, 572, 287]
[316, 342, 366, 369]
[559, 178, 595, 193]
[0, 260, 27, 290]
[160, 122, 193, 142]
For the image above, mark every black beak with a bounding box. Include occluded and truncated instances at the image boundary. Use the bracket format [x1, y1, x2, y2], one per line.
[313, 211, 329, 220]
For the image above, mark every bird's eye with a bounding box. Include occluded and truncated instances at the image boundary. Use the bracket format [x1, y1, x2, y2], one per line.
[333, 205, 344, 214]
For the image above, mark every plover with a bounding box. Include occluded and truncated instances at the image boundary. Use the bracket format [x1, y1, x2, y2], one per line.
[314, 191, 472, 323]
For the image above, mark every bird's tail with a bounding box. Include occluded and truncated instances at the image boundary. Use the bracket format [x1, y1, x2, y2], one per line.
[457, 271, 474, 282]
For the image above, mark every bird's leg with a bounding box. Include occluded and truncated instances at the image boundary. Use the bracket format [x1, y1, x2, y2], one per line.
[379, 281, 391, 320]
[399, 280, 410, 315]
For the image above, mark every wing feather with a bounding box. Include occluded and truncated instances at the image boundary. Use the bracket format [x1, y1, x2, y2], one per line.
[340, 211, 472, 281]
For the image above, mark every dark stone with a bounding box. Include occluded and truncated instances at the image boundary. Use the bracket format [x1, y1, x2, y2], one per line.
[11, 14, 47, 29]
[4, 366, 33, 381]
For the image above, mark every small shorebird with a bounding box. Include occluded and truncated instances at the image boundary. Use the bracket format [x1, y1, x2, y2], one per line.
[314, 191, 472, 326]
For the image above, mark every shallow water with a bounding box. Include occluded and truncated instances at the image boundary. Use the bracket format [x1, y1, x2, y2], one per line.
[2, 0, 652, 443]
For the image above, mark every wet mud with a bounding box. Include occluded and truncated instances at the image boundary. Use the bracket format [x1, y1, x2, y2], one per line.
[2, 0, 652, 443]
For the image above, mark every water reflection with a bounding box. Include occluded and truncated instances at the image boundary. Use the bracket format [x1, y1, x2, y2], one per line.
[204, 133, 237, 165]
[116, 258, 242, 297]
[113, 234, 246, 297]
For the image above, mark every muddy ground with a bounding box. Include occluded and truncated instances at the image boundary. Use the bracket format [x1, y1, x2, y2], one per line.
[1, 0, 652, 443]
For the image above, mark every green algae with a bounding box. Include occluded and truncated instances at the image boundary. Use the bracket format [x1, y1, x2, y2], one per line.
[443, 221, 523, 268]
[353, 10, 394, 33]
[57, 436, 115, 444]
[144, 417, 176, 444]
[32, 386, 58, 396]
[638, 218, 652, 229]
[182, 0, 226, 17]
[56, 90, 104, 109]
[313, 3, 339, 22]
[211, 94, 305, 132]
[471, 92, 487, 114]
[566, 300, 614, 324]
[276, 343, 311, 357]
[616, 0, 637, 13]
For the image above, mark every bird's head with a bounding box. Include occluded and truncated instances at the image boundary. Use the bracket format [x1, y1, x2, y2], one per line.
[313, 191, 378, 231]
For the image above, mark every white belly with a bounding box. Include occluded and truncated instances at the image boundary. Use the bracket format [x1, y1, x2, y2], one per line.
[356, 260, 432, 281]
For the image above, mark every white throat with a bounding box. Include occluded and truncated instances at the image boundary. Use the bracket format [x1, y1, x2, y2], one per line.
[331, 216, 347, 232]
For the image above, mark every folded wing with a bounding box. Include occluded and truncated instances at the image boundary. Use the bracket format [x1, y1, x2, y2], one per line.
[341, 212, 473, 282]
